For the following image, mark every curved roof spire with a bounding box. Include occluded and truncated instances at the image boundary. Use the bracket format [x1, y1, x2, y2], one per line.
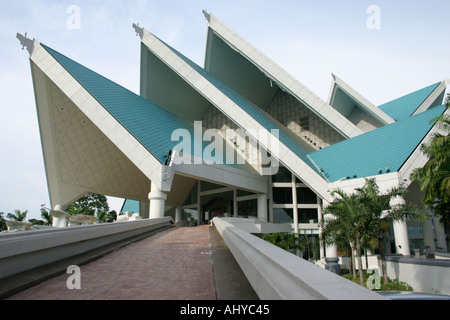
[16, 32, 35, 55]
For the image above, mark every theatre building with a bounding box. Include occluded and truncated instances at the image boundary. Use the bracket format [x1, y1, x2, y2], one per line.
[19, 11, 449, 264]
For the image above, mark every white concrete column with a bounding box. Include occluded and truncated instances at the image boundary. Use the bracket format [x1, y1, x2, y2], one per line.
[318, 199, 325, 260]
[323, 209, 339, 258]
[52, 204, 68, 228]
[197, 181, 202, 225]
[422, 211, 437, 255]
[324, 213, 340, 274]
[175, 206, 183, 224]
[432, 216, 448, 252]
[320, 198, 340, 274]
[390, 196, 410, 256]
[325, 240, 339, 258]
[148, 184, 167, 219]
[392, 218, 410, 255]
[292, 173, 299, 235]
[233, 189, 238, 217]
[257, 193, 268, 221]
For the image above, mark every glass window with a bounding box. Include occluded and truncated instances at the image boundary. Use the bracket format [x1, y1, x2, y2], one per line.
[273, 187, 293, 204]
[183, 182, 198, 205]
[238, 199, 257, 217]
[297, 188, 317, 204]
[273, 208, 293, 223]
[298, 209, 318, 223]
[407, 226, 422, 235]
[272, 166, 292, 183]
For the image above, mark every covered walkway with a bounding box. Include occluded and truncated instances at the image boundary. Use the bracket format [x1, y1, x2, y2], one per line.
[4, 226, 258, 300]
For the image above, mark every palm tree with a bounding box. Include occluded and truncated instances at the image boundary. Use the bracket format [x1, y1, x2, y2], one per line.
[0, 212, 6, 231]
[323, 178, 427, 286]
[411, 99, 450, 224]
[322, 190, 367, 285]
[6, 210, 28, 222]
[263, 232, 307, 256]
[356, 178, 426, 284]
[40, 208, 53, 226]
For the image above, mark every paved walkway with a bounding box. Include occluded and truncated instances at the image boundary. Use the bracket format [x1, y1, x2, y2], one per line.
[5, 226, 258, 300]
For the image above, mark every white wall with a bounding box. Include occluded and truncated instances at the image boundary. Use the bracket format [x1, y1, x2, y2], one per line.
[385, 256, 450, 295]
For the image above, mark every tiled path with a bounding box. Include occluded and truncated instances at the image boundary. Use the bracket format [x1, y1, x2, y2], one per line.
[7, 226, 219, 300]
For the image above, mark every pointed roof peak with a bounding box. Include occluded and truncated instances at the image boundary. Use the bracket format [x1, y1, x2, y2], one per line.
[16, 32, 35, 55]
[132, 23, 144, 39]
[202, 10, 211, 22]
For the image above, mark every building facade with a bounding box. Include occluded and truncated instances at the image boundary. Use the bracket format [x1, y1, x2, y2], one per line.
[19, 12, 449, 262]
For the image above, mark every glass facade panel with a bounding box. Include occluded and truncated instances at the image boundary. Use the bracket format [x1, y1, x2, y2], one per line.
[298, 209, 318, 223]
[183, 182, 198, 205]
[238, 199, 257, 217]
[272, 166, 292, 183]
[297, 188, 317, 204]
[273, 187, 293, 204]
[273, 208, 293, 223]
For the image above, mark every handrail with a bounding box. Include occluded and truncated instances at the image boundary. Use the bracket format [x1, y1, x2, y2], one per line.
[213, 217, 386, 300]
[0, 218, 173, 279]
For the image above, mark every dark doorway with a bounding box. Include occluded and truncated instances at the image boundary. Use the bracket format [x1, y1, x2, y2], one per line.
[203, 198, 229, 223]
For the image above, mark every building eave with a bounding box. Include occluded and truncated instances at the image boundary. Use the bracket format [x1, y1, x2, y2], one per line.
[138, 26, 332, 202]
[203, 12, 363, 140]
[329, 74, 395, 125]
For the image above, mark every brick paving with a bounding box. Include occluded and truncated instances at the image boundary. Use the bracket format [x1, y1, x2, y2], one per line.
[7, 226, 217, 300]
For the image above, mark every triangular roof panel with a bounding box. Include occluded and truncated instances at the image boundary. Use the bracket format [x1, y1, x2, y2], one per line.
[309, 105, 446, 182]
[42, 44, 197, 165]
[137, 26, 332, 201]
[203, 12, 363, 140]
[378, 82, 444, 121]
[328, 74, 395, 128]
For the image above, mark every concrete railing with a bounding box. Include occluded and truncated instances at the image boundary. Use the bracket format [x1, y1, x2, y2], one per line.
[0, 217, 173, 279]
[213, 217, 386, 300]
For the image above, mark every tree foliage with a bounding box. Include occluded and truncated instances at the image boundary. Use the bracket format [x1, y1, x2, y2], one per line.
[411, 98, 450, 224]
[67, 193, 110, 216]
[6, 209, 28, 222]
[322, 178, 425, 286]
[66, 193, 116, 223]
[0, 212, 6, 231]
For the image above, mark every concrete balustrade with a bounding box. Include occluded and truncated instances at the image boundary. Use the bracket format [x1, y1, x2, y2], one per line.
[0, 217, 173, 279]
[213, 217, 386, 300]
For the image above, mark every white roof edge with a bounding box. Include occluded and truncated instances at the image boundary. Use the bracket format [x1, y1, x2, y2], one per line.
[16, 32, 36, 56]
[326, 73, 337, 106]
[139, 27, 332, 202]
[412, 80, 448, 116]
[399, 107, 450, 186]
[331, 74, 395, 125]
[29, 41, 167, 192]
[204, 13, 363, 139]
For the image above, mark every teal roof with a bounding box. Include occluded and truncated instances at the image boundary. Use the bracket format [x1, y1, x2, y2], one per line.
[308, 105, 445, 182]
[152, 37, 319, 173]
[378, 82, 441, 121]
[42, 44, 231, 166]
[120, 199, 140, 214]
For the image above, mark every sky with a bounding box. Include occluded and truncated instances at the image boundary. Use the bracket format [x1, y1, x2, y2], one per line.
[0, 0, 449, 221]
